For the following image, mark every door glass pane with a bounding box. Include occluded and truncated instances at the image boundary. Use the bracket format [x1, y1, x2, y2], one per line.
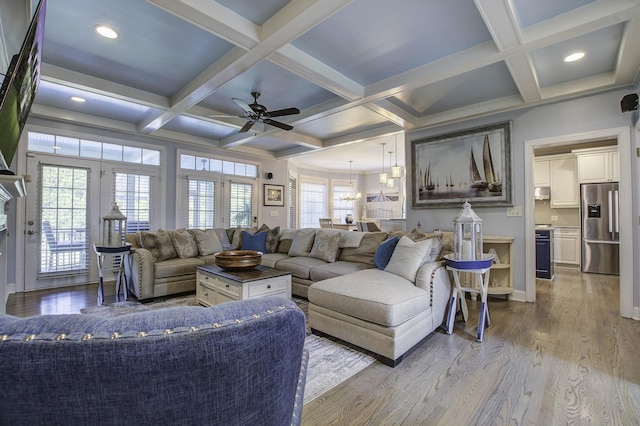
[188, 179, 216, 228]
[39, 165, 89, 274]
[229, 182, 253, 228]
[114, 173, 151, 232]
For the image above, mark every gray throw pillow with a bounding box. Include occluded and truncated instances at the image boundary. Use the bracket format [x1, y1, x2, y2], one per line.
[190, 229, 223, 256]
[384, 236, 434, 282]
[170, 229, 199, 258]
[288, 231, 316, 257]
[139, 229, 177, 262]
[309, 231, 341, 263]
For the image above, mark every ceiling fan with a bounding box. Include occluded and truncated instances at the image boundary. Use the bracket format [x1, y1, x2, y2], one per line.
[212, 92, 300, 133]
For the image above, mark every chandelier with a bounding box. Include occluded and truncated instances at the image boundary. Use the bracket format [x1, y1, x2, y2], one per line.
[391, 134, 402, 178]
[379, 142, 387, 184]
[341, 160, 361, 201]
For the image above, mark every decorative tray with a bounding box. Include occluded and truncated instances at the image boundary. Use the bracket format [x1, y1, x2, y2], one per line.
[444, 253, 493, 270]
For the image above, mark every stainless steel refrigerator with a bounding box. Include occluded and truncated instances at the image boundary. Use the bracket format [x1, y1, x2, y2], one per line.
[581, 182, 619, 275]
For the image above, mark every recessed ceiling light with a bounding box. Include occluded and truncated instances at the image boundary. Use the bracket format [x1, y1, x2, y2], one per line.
[70, 96, 86, 103]
[95, 25, 119, 39]
[564, 52, 585, 62]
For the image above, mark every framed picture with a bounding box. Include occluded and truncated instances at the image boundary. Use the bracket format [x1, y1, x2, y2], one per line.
[263, 184, 285, 206]
[411, 121, 512, 208]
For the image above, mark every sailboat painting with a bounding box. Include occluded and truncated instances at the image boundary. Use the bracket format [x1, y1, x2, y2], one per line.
[411, 122, 512, 208]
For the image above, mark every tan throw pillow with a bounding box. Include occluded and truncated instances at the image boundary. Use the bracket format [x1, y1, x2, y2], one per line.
[265, 226, 280, 253]
[139, 230, 177, 262]
[288, 231, 316, 257]
[276, 239, 293, 254]
[338, 232, 388, 265]
[190, 229, 223, 256]
[384, 236, 434, 282]
[170, 229, 199, 258]
[309, 231, 341, 263]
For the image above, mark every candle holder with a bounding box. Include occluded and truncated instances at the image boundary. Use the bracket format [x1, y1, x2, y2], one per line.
[453, 201, 483, 261]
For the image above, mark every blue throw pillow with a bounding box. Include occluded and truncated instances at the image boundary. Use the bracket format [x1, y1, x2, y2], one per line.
[241, 230, 267, 252]
[374, 236, 400, 269]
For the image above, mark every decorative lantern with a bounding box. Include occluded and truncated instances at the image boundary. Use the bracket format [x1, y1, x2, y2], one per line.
[102, 201, 127, 247]
[453, 201, 483, 261]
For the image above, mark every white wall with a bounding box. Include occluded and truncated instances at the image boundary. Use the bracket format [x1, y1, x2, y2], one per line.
[406, 87, 638, 312]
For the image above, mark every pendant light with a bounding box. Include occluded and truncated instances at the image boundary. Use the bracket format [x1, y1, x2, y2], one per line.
[391, 134, 402, 178]
[379, 142, 388, 184]
[340, 160, 361, 201]
[387, 151, 395, 188]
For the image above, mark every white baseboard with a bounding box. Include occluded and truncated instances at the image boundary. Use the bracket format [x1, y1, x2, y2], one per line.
[511, 289, 526, 302]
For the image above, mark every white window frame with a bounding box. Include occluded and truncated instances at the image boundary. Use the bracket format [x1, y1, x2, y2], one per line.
[299, 175, 328, 228]
[330, 178, 357, 223]
[176, 149, 259, 229]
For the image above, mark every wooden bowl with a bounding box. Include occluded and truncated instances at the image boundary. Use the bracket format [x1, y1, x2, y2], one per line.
[214, 250, 263, 271]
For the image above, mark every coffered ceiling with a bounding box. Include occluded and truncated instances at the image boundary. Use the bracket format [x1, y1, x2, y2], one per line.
[23, 0, 640, 171]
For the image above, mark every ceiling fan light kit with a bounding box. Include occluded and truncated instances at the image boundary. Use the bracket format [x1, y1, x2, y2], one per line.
[232, 92, 300, 133]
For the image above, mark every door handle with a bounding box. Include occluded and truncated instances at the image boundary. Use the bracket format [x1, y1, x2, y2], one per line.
[27, 229, 34, 235]
[614, 190, 619, 234]
[608, 190, 613, 236]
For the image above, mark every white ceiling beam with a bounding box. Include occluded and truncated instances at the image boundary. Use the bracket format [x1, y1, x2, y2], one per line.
[521, 0, 640, 46]
[147, 0, 260, 47]
[366, 99, 418, 130]
[539, 73, 616, 99]
[322, 123, 402, 149]
[42, 64, 170, 109]
[270, 44, 363, 101]
[614, 17, 640, 85]
[138, 0, 352, 134]
[417, 95, 525, 129]
[504, 54, 541, 103]
[474, 0, 522, 50]
[220, 128, 323, 150]
[474, 0, 541, 103]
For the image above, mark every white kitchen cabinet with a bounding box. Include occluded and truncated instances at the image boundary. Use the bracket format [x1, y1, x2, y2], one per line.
[553, 227, 580, 266]
[549, 155, 579, 208]
[573, 147, 619, 183]
[534, 159, 550, 186]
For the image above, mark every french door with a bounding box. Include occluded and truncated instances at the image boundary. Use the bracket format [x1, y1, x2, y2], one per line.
[24, 154, 102, 290]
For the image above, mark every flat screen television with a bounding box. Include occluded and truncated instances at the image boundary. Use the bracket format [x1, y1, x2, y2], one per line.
[0, 0, 47, 171]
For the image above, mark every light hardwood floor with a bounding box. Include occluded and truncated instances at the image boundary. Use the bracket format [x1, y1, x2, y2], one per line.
[6, 269, 640, 425]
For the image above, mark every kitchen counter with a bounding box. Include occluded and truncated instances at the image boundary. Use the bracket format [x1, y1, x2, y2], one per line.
[535, 224, 579, 230]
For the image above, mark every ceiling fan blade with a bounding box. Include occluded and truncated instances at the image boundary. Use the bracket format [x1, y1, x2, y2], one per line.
[267, 107, 300, 118]
[239, 120, 255, 133]
[232, 98, 254, 115]
[263, 119, 293, 131]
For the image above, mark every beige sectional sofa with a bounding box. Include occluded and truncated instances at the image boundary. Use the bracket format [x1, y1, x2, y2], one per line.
[126, 225, 453, 366]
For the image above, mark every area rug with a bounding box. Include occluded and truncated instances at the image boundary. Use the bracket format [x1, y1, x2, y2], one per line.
[81, 295, 375, 404]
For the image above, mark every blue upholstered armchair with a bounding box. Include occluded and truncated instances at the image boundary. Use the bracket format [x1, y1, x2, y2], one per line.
[0, 297, 308, 426]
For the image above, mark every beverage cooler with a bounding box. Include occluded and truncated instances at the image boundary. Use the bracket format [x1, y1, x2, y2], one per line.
[535, 227, 554, 279]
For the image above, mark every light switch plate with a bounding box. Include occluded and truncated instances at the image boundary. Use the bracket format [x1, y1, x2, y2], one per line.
[270, 210, 278, 217]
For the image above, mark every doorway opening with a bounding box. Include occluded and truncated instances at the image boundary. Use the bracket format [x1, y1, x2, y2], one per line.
[524, 126, 632, 318]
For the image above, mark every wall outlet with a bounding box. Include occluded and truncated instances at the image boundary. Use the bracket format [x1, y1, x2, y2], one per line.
[551, 215, 559, 221]
[506, 206, 522, 217]
[270, 210, 278, 217]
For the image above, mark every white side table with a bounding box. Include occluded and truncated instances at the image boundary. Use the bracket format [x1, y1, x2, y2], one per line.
[444, 254, 493, 342]
[93, 243, 131, 305]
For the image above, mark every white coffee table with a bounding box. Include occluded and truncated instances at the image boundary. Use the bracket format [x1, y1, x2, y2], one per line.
[195, 264, 292, 307]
